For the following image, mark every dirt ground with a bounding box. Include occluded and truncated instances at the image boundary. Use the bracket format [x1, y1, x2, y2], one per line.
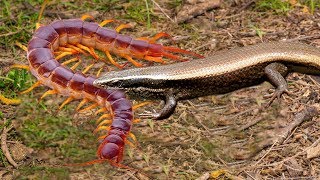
[1, 0, 320, 179]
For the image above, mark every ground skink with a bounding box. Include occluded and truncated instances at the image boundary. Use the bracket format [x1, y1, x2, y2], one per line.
[93, 42, 320, 120]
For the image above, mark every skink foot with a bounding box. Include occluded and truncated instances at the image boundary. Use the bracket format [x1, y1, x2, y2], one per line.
[265, 87, 290, 107]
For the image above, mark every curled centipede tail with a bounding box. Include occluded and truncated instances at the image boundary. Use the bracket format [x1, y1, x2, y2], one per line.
[163, 46, 204, 59]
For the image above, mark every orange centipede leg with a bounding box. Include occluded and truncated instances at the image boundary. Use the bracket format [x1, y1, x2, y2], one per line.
[61, 57, 79, 66]
[115, 24, 132, 33]
[10, 64, 30, 70]
[76, 98, 90, 111]
[70, 61, 81, 71]
[144, 55, 166, 63]
[96, 66, 104, 77]
[20, 81, 42, 94]
[123, 55, 143, 67]
[40, 89, 57, 100]
[128, 133, 137, 143]
[95, 108, 108, 115]
[124, 139, 135, 148]
[59, 96, 74, 110]
[65, 44, 87, 55]
[55, 51, 74, 60]
[99, 19, 114, 27]
[75, 44, 99, 60]
[96, 113, 112, 124]
[149, 32, 171, 43]
[133, 101, 152, 110]
[93, 125, 110, 134]
[78, 103, 98, 113]
[0, 94, 21, 105]
[105, 51, 125, 69]
[97, 135, 107, 141]
[132, 119, 140, 123]
[15, 42, 28, 51]
[82, 63, 95, 74]
[97, 119, 112, 127]
[81, 14, 95, 21]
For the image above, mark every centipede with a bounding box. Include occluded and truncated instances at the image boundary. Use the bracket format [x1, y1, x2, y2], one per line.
[15, 16, 203, 168]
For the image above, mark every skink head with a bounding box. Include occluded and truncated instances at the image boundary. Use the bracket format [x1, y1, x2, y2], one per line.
[93, 69, 167, 100]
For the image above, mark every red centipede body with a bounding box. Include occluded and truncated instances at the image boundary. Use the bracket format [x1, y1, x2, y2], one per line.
[27, 19, 138, 164]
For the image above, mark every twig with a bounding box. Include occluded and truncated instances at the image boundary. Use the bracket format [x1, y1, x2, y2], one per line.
[1, 120, 18, 168]
[238, 117, 263, 131]
[237, 0, 256, 13]
[0, 30, 22, 38]
[286, 34, 320, 42]
[150, 0, 174, 23]
[275, 105, 319, 145]
[176, 0, 221, 23]
[253, 140, 277, 167]
[251, 105, 320, 168]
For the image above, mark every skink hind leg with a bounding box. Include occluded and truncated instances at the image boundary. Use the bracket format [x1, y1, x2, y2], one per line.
[264, 62, 289, 107]
[139, 95, 177, 120]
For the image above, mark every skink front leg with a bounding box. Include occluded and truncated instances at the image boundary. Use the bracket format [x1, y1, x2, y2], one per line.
[139, 94, 177, 120]
[264, 62, 289, 106]
[153, 95, 177, 120]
